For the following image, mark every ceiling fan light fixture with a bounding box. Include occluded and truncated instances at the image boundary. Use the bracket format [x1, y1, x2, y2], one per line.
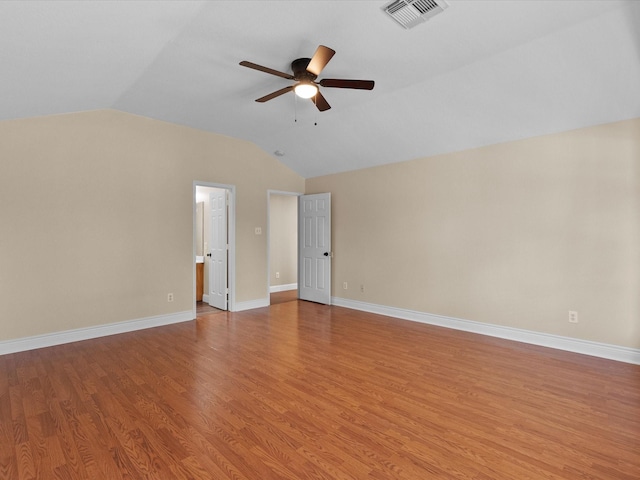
[294, 82, 318, 99]
[240, 44, 374, 112]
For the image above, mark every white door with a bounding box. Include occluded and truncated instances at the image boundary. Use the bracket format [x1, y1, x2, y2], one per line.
[208, 189, 228, 310]
[298, 193, 331, 304]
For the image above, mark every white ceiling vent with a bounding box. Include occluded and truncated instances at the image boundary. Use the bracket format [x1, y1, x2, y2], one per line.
[383, 0, 449, 29]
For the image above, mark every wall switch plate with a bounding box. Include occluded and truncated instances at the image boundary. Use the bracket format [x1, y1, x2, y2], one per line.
[276, 272, 280, 279]
[569, 310, 578, 323]
[255, 227, 262, 235]
[343, 282, 348, 289]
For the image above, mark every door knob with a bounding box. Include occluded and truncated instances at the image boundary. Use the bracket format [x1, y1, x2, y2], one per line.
[323, 252, 329, 256]
[207, 253, 212, 257]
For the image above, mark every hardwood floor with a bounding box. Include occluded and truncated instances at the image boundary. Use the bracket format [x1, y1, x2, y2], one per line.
[1, 301, 638, 479]
[195, 301, 224, 315]
[270, 289, 298, 305]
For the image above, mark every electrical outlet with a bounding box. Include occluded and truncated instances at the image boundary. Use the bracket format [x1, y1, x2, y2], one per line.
[568, 310, 578, 323]
[255, 227, 262, 235]
[360, 284, 365, 293]
[167, 293, 174, 302]
[343, 282, 348, 290]
[275, 272, 280, 279]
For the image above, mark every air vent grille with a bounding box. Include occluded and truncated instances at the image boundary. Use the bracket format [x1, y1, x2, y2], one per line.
[383, 0, 448, 29]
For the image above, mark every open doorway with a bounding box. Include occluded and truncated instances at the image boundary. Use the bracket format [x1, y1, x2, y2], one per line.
[268, 191, 300, 305]
[194, 182, 235, 315]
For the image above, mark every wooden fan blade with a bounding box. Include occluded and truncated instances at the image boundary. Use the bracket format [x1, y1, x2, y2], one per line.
[256, 86, 294, 103]
[319, 79, 375, 90]
[306, 45, 336, 76]
[239, 61, 294, 80]
[312, 91, 331, 112]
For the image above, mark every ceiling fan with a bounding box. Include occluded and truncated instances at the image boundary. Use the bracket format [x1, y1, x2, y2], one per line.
[239, 45, 374, 112]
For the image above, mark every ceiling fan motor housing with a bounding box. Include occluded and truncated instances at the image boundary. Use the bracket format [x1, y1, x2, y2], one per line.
[291, 58, 316, 81]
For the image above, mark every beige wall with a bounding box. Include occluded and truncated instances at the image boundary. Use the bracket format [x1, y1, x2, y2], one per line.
[2, 110, 637, 350]
[307, 118, 640, 349]
[0, 109, 304, 341]
[269, 194, 298, 287]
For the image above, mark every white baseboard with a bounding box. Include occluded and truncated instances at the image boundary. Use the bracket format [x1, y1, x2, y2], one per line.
[0, 311, 194, 356]
[332, 297, 640, 365]
[269, 283, 297, 293]
[6, 298, 637, 365]
[234, 297, 269, 312]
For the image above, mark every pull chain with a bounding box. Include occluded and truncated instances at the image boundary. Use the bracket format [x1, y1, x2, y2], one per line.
[313, 95, 318, 126]
[292, 92, 319, 125]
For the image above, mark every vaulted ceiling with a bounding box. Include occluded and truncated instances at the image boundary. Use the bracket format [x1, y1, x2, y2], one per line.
[2, 1, 639, 178]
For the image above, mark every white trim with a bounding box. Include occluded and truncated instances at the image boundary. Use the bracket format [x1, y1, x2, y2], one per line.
[332, 297, 640, 365]
[0, 311, 193, 356]
[268, 190, 304, 196]
[270, 283, 297, 293]
[6, 297, 636, 366]
[234, 298, 269, 312]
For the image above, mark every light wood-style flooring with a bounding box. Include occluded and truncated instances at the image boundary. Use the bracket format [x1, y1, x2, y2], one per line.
[1, 300, 638, 479]
[270, 289, 298, 305]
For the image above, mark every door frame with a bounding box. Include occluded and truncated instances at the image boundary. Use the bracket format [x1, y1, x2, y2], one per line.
[267, 190, 302, 304]
[193, 181, 236, 315]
